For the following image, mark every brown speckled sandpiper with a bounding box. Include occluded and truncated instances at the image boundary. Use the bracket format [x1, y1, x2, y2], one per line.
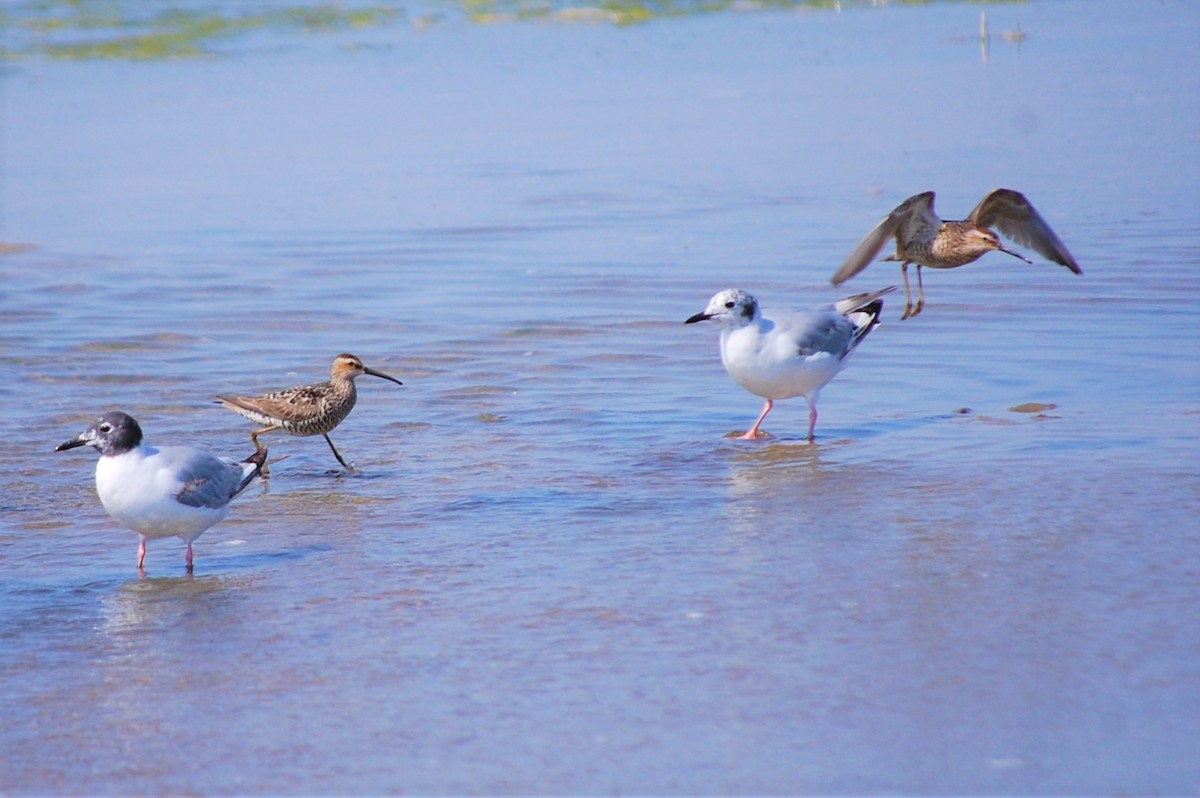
[216, 353, 402, 472]
[831, 189, 1081, 319]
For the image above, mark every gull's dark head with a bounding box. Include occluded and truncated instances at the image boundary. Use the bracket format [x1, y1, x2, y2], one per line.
[55, 411, 144, 457]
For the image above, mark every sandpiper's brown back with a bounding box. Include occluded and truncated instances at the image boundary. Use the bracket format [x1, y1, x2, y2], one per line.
[217, 354, 365, 438]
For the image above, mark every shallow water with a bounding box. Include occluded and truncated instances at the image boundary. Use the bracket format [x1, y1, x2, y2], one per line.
[2, 0, 1199, 793]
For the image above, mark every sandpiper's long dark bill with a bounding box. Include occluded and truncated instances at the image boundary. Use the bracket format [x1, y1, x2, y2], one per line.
[56, 411, 266, 572]
[215, 353, 403, 472]
[686, 286, 894, 442]
[831, 188, 1081, 319]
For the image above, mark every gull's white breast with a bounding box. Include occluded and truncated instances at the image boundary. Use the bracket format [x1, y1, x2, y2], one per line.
[720, 312, 847, 400]
[95, 446, 230, 541]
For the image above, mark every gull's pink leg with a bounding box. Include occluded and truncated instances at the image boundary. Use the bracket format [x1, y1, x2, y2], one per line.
[806, 398, 818, 443]
[738, 399, 773, 440]
[186, 542, 194, 572]
[137, 537, 147, 570]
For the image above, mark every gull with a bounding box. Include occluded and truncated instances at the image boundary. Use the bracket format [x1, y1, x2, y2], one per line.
[215, 353, 403, 473]
[56, 411, 266, 572]
[685, 286, 894, 441]
[831, 189, 1081, 319]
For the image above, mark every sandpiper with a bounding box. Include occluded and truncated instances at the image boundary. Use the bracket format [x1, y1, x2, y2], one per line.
[55, 411, 266, 572]
[831, 189, 1081, 319]
[685, 286, 893, 442]
[215, 353, 403, 472]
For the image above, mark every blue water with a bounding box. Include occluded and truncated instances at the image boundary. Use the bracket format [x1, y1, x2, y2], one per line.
[2, 0, 1199, 793]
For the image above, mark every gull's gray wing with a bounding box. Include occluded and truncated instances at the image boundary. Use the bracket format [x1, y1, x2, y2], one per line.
[780, 310, 857, 361]
[167, 448, 247, 509]
[831, 191, 938, 285]
[969, 188, 1082, 274]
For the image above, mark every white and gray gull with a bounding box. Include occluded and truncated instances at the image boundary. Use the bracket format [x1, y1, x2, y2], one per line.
[685, 286, 894, 441]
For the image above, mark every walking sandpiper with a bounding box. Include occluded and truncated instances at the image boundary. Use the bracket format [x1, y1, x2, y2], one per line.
[216, 353, 403, 473]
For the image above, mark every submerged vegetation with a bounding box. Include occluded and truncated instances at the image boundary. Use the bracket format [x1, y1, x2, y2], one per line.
[463, 0, 842, 25]
[0, 0, 1022, 60]
[1, 3, 401, 60]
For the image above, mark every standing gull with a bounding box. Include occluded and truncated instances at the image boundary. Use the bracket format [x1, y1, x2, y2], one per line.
[216, 353, 403, 472]
[685, 287, 893, 441]
[55, 411, 266, 572]
[831, 189, 1081, 319]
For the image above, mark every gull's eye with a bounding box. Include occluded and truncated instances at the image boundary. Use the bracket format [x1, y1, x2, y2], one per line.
[99, 424, 112, 433]
[724, 301, 735, 309]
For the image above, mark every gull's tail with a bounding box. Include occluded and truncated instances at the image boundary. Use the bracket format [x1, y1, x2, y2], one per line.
[234, 447, 268, 497]
[835, 285, 896, 351]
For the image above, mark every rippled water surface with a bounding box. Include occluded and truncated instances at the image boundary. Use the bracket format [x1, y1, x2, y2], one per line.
[2, 0, 1199, 793]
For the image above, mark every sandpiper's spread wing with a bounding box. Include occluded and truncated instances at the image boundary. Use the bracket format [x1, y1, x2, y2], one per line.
[968, 188, 1082, 274]
[217, 382, 340, 427]
[831, 192, 938, 285]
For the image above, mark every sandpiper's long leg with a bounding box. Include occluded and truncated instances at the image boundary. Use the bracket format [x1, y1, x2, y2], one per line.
[250, 427, 277, 453]
[739, 399, 774, 440]
[910, 264, 926, 318]
[805, 397, 818, 443]
[323, 434, 352, 469]
[137, 536, 147, 570]
[251, 426, 278, 476]
[899, 262, 916, 320]
[186, 542, 194, 572]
